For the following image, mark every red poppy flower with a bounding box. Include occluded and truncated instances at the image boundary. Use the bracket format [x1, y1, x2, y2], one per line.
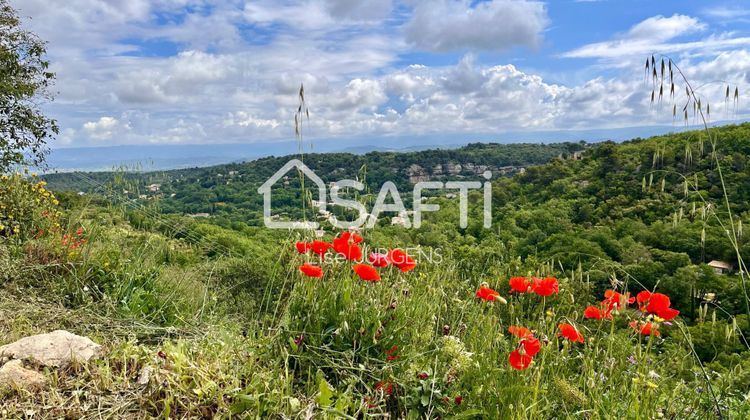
[656, 306, 680, 321]
[476, 286, 502, 301]
[299, 263, 323, 278]
[369, 252, 390, 267]
[375, 381, 394, 395]
[630, 321, 661, 337]
[295, 241, 310, 254]
[340, 231, 363, 244]
[333, 235, 363, 260]
[603, 289, 634, 309]
[508, 325, 532, 338]
[310, 240, 331, 258]
[454, 396, 463, 405]
[645, 293, 671, 314]
[509, 276, 532, 293]
[520, 336, 541, 357]
[531, 277, 559, 297]
[636, 290, 651, 311]
[353, 264, 381, 282]
[558, 323, 584, 343]
[385, 345, 399, 361]
[509, 349, 533, 370]
[583, 305, 611, 320]
[388, 249, 417, 272]
[636, 291, 679, 320]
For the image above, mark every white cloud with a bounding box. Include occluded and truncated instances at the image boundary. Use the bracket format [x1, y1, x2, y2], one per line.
[404, 0, 548, 52]
[703, 6, 750, 20]
[6, 2, 750, 148]
[626, 15, 705, 42]
[324, 0, 393, 20]
[561, 14, 750, 60]
[83, 117, 123, 141]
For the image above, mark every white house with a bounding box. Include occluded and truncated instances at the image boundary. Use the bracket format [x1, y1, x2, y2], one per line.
[708, 260, 733, 275]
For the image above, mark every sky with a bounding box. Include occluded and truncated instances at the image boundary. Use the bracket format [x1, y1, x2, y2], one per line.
[9, 0, 750, 149]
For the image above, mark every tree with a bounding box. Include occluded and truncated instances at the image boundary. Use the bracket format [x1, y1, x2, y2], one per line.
[0, 0, 57, 171]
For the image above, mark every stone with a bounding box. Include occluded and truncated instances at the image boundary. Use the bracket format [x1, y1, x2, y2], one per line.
[0, 360, 46, 390]
[137, 366, 153, 385]
[0, 330, 102, 367]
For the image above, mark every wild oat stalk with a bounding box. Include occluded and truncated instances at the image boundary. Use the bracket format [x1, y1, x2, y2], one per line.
[645, 54, 748, 420]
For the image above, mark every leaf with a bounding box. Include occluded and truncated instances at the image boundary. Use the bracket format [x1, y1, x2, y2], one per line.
[317, 371, 335, 407]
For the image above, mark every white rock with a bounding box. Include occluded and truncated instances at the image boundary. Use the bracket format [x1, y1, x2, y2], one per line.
[0, 330, 102, 367]
[0, 360, 47, 390]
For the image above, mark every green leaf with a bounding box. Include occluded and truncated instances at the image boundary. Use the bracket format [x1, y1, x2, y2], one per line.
[317, 371, 335, 407]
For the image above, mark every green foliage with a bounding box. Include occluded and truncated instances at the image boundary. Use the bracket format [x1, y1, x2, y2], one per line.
[0, 172, 60, 242]
[0, 0, 58, 170]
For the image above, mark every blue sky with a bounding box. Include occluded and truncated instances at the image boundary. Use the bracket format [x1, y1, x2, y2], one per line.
[10, 0, 750, 148]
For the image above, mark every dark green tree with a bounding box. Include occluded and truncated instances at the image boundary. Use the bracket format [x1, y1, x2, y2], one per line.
[0, 0, 57, 170]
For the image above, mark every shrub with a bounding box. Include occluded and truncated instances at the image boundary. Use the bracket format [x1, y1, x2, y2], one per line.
[0, 172, 60, 242]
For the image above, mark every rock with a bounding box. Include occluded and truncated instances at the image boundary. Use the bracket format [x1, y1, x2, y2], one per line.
[137, 366, 153, 386]
[0, 330, 102, 367]
[0, 360, 47, 390]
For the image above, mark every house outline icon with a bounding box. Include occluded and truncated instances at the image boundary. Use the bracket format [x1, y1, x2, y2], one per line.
[257, 159, 326, 229]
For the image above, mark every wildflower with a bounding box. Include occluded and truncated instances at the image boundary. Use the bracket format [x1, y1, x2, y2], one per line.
[645, 293, 671, 313]
[299, 263, 324, 278]
[310, 240, 331, 258]
[385, 345, 399, 361]
[353, 264, 381, 282]
[520, 336, 541, 357]
[442, 325, 451, 336]
[417, 372, 429, 380]
[603, 289, 634, 310]
[339, 231, 363, 244]
[509, 276, 531, 293]
[369, 252, 389, 267]
[531, 277, 559, 297]
[476, 284, 506, 303]
[630, 321, 661, 337]
[333, 234, 362, 260]
[558, 323, 584, 343]
[656, 307, 679, 321]
[509, 349, 533, 370]
[388, 248, 417, 272]
[636, 291, 680, 321]
[375, 381, 394, 396]
[584, 305, 612, 320]
[508, 326, 533, 338]
[295, 241, 310, 254]
[454, 395, 463, 405]
[294, 334, 304, 346]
